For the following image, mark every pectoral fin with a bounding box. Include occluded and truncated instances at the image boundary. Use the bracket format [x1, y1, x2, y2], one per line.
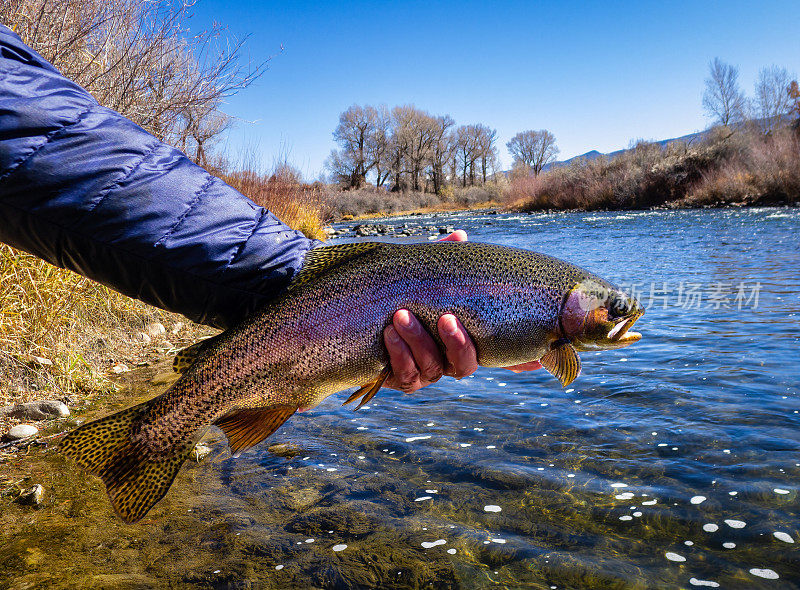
[342, 366, 391, 410]
[540, 341, 581, 387]
[214, 406, 296, 455]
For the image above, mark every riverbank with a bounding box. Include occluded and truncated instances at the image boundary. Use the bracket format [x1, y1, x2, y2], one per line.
[506, 128, 800, 212]
[318, 128, 799, 221]
[0, 252, 216, 448]
[340, 201, 503, 222]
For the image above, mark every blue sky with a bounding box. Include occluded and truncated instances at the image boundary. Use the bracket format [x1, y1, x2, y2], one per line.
[188, 1, 800, 180]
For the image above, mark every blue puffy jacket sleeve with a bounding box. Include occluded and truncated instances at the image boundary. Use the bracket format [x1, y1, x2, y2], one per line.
[0, 25, 318, 329]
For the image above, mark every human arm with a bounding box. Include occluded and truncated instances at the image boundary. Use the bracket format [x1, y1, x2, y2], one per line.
[0, 24, 533, 388]
[0, 24, 316, 330]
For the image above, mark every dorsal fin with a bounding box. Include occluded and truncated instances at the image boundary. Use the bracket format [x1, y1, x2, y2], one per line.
[289, 242, 384, 291]
[213, 406, 296, 455]
[173, 333, 225, 373]
[540, 340, 581, 387]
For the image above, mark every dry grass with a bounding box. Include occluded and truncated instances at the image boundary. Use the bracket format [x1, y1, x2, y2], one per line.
[324, 184, 502, 218]
[0, 245, 214, 425]
[507, 128, 799, 211]
[218, 168, 329, 241]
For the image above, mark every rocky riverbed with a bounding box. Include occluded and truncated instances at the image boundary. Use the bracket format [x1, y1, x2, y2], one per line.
[0, 359, 479, 589]
[324, 209, 501, 239]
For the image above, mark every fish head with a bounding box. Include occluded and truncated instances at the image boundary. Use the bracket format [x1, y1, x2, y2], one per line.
[560, 279, 644, 351]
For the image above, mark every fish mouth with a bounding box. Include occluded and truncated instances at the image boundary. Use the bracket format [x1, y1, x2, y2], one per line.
[605, 313, 643, 348]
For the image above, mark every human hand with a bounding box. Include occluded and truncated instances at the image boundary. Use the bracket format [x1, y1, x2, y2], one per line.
[383, 310, 478, 392]
[382, 230, 540, 393]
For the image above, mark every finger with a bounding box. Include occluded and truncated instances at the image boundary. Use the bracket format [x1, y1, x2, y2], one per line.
[437, 229, 468, 242]
[504, 360, 543, 373]
[437, 314, 478, 379]
[383, 325, 422, 393]
[391, 310, 444, 385]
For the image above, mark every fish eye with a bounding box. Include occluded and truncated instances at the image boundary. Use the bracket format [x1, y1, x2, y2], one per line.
[610, 297, 630, 318]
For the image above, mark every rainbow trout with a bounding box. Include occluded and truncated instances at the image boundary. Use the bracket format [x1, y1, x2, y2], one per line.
[61, 241, 643, 522]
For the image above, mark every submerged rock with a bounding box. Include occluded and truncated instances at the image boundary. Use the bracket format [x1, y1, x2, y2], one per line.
[145, 322, 166, 339]
[192, 443, 212, 462]
[16, 484, 44, 506]
[285, 503, 384, 537]
[267, 442, 303, 458]
[4, 424, 38, 441]
[1, 400, 69, 421]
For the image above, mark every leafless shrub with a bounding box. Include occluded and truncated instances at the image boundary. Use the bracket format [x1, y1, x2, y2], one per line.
[321, 184, 501, 218]
[454, 185, 500, 206]
[216, 164, 330, 240]
[2, 0, 264, 167]
[323, 188, 436, 218]
[508, 128, 799, 211]
[685, 130, 800, 206]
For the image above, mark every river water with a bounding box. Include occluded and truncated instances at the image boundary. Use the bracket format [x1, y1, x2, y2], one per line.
[1, 208, 799, 589]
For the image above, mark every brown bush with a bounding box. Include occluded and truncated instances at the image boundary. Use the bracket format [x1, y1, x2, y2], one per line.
[685, 131, 800, 206]
[508, 128, 798, 211]
[322, 184, 501, 218]
[218, 167, 329, 241]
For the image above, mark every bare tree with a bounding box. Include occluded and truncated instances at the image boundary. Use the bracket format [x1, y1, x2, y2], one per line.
[455, 125, 481, 186]
[790, 81, 800, 129]
[326, 103, 501, 193]
[2, 0, 264, 165]
[368, 105, 392, 188]
[331, 105, 379, 188]
[428, 115, 455, 195]
[754, 65, 793, 135]
[389, 105, 416, 192]
[506, 129, 559, 176]
[702, 58, 746, 127]
[475, 125, 498, 184]
[325, 149, 358, 188]
[405, 109, 438, 192]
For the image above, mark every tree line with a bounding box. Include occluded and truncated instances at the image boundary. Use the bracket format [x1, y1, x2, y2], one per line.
[326, 104, 560, 194]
